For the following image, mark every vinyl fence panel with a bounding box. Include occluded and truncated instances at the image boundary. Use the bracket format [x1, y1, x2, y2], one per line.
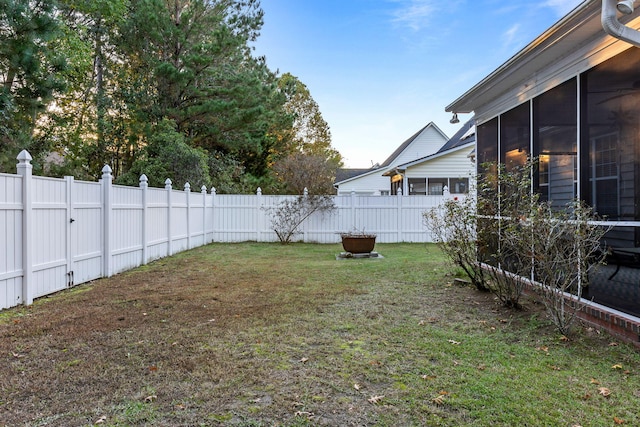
[0, 173, 23, 309]
[0, 150, 455, 311]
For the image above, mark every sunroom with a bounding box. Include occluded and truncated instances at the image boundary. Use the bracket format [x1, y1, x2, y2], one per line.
[446, 0, 640, 333]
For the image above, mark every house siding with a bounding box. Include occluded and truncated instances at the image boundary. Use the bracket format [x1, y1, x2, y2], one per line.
[404, 148, 474, 179]
[393, 126, 448, 166]
[336, 171, 390, 195]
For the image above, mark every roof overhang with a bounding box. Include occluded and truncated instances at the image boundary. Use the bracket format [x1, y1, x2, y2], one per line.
[445, 0, 635, 117]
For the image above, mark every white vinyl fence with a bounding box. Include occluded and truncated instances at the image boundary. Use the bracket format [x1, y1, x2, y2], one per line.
[0, 150, 454, 310]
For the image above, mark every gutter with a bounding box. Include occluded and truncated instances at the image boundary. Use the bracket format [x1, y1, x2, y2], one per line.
[602, 0, 640, 47]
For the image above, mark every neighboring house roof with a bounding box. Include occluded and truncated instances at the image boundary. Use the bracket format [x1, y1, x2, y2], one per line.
[436, 118, 475, 154]
[335, 167, 377, 183]
[390, 118, 476, 171]
[379, 121, 448, 168]
[334, 121, 449, 186]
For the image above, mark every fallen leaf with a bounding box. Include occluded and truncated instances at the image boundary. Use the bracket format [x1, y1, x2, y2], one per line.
[614, 417, 625, 425]
[144, 395, 157, 403]
[438, 390, 449, 395]
[477, 364, 486, 371]
[175, 404, 186, 410]
[95, 416, 107, 424]
[559, 335, 569, 342]
[353, 383, 361, 390]
[299, 357, 309, 363]
[148, 365, 158, 372]
[421, 375, 436, 380]
[609, 342, 619, 346]
[368, 395, 384, 404]
[536, 346, 549, 353]
[432, 395, 446, 405]
[11, 352, 24, 359]
[448, 339, 461, 345]
[581, 392, 591, 400]
[612, 364, 623, 370]
[598, 387, 611, 397]
[294, 411, 314, 418]
[590, 378, 600, 385]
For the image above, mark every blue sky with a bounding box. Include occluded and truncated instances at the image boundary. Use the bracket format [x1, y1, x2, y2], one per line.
[253, 0, 585, 168]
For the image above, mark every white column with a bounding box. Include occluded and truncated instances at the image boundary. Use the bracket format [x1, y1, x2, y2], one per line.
[165, 179, 173, 256]
[101, 165, 113, 277]
[201, 185, 207, 245]
[140, 174, 148, 265]
[185, 182, 191, 249]
[256, 187, 262, 242]
[16, 150, 33, 305]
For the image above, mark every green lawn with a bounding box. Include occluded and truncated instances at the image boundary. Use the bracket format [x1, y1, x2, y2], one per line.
[1, 243, 639, 426]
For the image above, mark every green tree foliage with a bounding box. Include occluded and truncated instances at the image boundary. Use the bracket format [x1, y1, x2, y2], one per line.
[1, 0, 340, 192]
[122, 0, 288, 181]
[115, 119, 210, 189]
[0, 0, 67, 172]
[270, 73, 342, 194]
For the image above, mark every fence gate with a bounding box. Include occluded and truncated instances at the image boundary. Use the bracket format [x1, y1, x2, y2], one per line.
[66, 177, 103, 288]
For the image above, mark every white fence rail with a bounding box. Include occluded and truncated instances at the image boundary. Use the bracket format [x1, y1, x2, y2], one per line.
[0, 150, 453, 310]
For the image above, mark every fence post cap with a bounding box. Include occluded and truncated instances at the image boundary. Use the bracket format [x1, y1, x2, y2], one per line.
[102, 164, 112, 175]
[184, 182, 191, 192]
[139, 174, 148, 184]
[201, 185, 207, 193]
[165, 178, 172, 186]
[211, 187, 216, 195]
[256, 187, 262, 195]
[17, 150, 33, 162]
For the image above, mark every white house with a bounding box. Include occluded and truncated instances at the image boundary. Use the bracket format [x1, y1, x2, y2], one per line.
[384, 119, 476, 196]
[334, 122, 450, 195]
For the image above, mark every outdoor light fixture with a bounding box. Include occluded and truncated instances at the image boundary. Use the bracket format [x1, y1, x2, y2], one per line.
[450, 113, 460, 124]
[617, 0, 634, 14]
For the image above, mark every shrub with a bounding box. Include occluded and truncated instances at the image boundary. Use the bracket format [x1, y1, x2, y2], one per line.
[267, 194, 336, 244]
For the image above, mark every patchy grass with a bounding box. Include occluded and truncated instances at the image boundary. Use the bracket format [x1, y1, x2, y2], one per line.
[0, 243, 639, 426]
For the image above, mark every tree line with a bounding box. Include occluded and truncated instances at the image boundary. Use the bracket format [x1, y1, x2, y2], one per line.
[0, 0, 342, 194]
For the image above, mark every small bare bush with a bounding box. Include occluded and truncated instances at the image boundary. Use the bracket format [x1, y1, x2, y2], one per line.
[424, 193, 489, 292]
[509, 200, 609, 335]
[267, 195, 336, 244]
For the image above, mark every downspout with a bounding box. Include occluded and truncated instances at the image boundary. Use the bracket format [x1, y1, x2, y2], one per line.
[602, 0, 640, 47]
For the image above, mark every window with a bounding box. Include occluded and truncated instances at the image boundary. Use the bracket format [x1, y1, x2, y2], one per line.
[590, 133, 619, 217]
[428, 178, 448, 195]
[533, 78, 577, 208]
[408, 178, 426, 195]
[450, 178, 469, 194]
[500, 103, 530, 171]
[583, 47, 640, 221]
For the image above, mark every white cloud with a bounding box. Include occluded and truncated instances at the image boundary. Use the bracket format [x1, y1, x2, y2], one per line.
[502, 23, 521, 49]
[389, 0, 438, 31]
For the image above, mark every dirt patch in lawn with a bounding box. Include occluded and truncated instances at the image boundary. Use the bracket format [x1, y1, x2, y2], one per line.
[0, 243, 635, 426]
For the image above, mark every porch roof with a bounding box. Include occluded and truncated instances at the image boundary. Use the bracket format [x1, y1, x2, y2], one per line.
[446, 0, 603, 115]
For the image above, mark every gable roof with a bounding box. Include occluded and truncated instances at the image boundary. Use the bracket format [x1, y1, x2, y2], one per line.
[393, 118, 476, 170]
[334, 121, 449, 185]
[379, 121, 448, 167]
